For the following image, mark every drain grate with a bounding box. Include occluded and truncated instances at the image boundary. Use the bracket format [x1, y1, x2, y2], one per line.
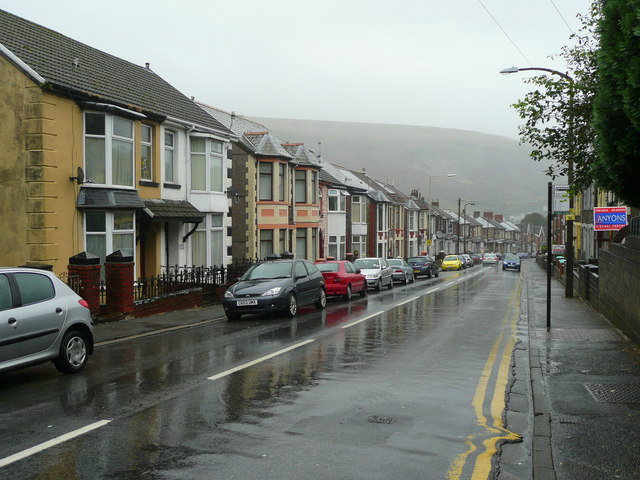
[367, 415, 395, 425]
[585, 383, 640, 403]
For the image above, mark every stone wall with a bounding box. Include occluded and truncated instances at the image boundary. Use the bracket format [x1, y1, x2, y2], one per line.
[598, 236, 640, 344]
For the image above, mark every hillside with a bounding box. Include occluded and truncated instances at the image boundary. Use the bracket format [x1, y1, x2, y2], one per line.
[252, 117, 548, 220]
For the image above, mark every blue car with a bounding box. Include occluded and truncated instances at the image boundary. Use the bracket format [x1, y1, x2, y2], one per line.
[502, 254, 521, 272]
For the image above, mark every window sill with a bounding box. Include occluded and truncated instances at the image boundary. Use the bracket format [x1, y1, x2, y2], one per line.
[139, 180, 159, 188]
[164, 183, 181, 190]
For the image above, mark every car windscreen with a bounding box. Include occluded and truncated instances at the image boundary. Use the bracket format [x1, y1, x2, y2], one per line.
[354, 259, 379, 269]
[444, 255, 458, 261]
[406, 257, 426, 263]
[242, 261, 292, 280]
[387, 259, 403, 266]
[504, 255, 519, 261]
[316, 263, 340, 273]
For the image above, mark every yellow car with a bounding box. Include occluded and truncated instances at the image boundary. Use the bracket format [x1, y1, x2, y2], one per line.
[441, 254, 464, 271]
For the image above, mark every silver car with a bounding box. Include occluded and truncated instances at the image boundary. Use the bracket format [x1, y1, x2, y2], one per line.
[353, 257, 393, 291]
[0, 267, 94, 374]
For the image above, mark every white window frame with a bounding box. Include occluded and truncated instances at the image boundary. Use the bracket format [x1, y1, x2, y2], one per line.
[84, 210, 136, 267]
[352, 195, 367, 223]
[191, 213, 225, 267]
[84, 112, 134, 187]
[141, 124, 153, 181]
[352, 235, 367, 258]
[164, 130, 176, 184]
[190, 136, 224, 192]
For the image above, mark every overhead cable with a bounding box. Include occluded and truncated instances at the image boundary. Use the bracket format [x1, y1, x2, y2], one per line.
[478, 0, 532, 66]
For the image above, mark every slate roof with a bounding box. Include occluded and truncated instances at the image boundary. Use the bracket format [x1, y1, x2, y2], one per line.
[349, 171, 391, 203]
[76, 187, 145, 210]
[143, 199, 204, 223]
[282, 144, 321, 168]
[197, 103, 293, 158]
[0, 9, 230, 135]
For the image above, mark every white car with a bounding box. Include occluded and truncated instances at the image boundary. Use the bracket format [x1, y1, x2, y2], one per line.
[353, 257, 393, 291]
[0, 267, 94, 374]
[482, 253, 499, 265]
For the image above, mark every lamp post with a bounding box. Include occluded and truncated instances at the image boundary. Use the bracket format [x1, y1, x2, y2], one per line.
[427, 173, 456, 256]
[463, 201, 475, 253]
[501, 66, 575, 298]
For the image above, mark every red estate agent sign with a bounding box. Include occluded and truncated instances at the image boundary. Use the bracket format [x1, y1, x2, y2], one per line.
[594, 207, 628, 231]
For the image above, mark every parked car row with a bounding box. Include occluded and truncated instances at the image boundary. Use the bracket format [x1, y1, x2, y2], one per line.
[223, 253, 444, 322]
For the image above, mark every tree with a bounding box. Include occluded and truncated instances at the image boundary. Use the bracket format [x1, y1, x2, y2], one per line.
[521, 212, 546, 227]
[512, 3, 600, 195]
[592, 0, 640, 208]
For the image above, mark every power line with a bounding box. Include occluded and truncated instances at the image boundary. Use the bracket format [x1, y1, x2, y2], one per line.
[478, 0, 532, 65]
[550, 0, 575, 35]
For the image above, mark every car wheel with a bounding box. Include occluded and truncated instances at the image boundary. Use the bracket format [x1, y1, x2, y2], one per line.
[286, 293, 297, 317]
[388, 278, 394, 289]
[226, 313, 241, 321]
[344, 284, 352, 300]
[411, 273, 416, 283]
[53, 330, 89, 374]
[359, 285, 367, 297]
[426, 269, 432, 279]
[315, 289, 327, 309]
[402, 274, 408, 285]
[375, 279, 382, 291]
[434, 269, 439, 277]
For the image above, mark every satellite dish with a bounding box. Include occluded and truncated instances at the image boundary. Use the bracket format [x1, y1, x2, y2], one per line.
[70, 166, 85, 184]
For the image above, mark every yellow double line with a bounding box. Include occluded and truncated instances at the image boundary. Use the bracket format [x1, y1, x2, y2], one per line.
[446, 275, 523, 480]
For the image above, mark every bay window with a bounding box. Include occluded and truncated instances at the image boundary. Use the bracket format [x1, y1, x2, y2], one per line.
[191, 137, 224, 192]
[295, 170, 307, 203]
[85, 211, 135, 267]
[259, 162, 273, 201]
[192, 214, 225, 267]
[141, 124, 153, 181]
[260, 229, 274, 259]
[296, 228, 307, 259]
[164, 131, 176, 183]
[84, 112, 134, 187]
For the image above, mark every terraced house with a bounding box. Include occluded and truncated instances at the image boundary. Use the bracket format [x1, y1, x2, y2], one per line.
[198, 105, 321, 261]
[0, 10, 234, 276]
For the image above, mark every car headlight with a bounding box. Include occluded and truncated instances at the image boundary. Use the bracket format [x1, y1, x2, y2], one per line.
[224, 290, 234, 298]
[261, 287, 282, 296]
[366, 274, 379, 279]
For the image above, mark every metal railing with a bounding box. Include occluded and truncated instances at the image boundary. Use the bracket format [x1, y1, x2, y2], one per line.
[630, 216, 640, 237]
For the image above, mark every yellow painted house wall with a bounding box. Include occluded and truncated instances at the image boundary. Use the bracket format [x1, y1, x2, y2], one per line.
[0, 56, 83, 273]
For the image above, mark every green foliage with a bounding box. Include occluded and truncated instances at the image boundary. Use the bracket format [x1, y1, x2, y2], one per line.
[592, 0, 640, 208]
[521, 212, 546, 227]
[511, 3, 600, 196]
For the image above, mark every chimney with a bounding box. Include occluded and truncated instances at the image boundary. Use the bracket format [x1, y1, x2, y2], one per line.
[145, 62, 150, 69]
[431, 201, 439, 207]
[484, 212, 494, 219]
[474, 211, 480, 218]
[495, 214, 504, 222]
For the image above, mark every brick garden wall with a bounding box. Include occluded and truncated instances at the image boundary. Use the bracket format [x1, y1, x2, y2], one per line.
[133, 288, 203, 318]
[598, 237, 640, 344]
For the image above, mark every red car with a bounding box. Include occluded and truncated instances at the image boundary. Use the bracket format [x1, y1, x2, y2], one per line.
[314, 260, 367, 300]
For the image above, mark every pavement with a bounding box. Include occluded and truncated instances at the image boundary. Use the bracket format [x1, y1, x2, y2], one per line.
[89, 262, 640, 479]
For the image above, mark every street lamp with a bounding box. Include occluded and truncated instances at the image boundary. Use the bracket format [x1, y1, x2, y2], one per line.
[501, 65, 575, 298]
[427, 173, 456, 256]
[456, 198, 474, 255]
[463, 201, 475, 253]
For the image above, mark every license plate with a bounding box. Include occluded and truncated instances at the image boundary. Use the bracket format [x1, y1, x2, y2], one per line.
[413, 269, 420, 274]
[236, 299, 257, 306]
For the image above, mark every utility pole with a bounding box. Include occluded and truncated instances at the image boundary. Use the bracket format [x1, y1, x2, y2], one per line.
[456, 197, 461, 254]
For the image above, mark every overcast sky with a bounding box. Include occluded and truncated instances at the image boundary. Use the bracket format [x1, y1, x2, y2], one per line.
[3, 0, 591, 139]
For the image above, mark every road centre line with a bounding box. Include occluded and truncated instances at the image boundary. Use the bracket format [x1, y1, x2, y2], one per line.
[396, 296, 419, 307]
[207, 339, 315, 381]
[340, 310, 385, 329]
[0, 420, 112, 468]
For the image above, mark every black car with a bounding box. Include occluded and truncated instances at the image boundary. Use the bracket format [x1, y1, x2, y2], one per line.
[223, 258, 326, 321]
[406, 255, 439, 278]
[502, 254, 521, 272]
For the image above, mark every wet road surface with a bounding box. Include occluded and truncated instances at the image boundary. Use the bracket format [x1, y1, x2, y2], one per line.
[0, 264, 524, 479]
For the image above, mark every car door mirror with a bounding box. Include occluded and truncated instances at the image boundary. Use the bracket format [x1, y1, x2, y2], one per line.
[355, 269, 361, 274]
